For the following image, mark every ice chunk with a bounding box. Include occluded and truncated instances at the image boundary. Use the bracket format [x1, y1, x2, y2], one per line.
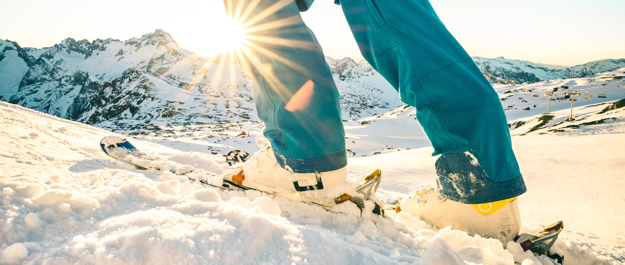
[180, 181, 194, 197]
[229, 196, 281, 216]
[421, 238, 466, 265]
[2, 187, 14, 196]
[1, 243, 28, 264]
[25, 213, 40, 229]
[156, 179, 181, 196]
[192, 188, 221, 202]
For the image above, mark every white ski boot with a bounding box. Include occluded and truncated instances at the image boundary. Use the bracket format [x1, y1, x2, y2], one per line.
[398, 187, 521, 243]
[224, 136, 383, 214]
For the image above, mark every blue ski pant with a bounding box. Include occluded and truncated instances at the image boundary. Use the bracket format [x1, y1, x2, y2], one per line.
[224, 0, 526, 203]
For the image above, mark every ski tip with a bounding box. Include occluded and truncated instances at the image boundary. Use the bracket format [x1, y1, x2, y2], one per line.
[100, 136, 123, 157]
[100, 135, 127, 146]
[99, 136, 139, 159]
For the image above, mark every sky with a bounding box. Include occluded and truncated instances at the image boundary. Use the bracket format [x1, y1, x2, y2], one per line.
[1, 0, 624, 66]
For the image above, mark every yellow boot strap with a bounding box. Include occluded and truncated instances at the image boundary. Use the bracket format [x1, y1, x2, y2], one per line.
[473, 197, 517, 215]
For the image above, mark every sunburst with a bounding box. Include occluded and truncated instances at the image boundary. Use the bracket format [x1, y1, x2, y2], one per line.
[187, 0, 321, 116]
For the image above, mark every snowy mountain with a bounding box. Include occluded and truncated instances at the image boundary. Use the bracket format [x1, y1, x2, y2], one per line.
[326, 56, 376, 81]
[0, 30, 257, 131]
[3, 30, 625, 134]
[474, 57, 625, 84]
[0, 30, 402, 132]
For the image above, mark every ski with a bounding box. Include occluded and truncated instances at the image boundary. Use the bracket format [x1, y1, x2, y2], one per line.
[100, 135, 249, 191]
[99, 135, 384, 214]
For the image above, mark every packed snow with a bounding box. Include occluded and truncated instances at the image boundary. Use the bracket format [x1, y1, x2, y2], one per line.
[2, 69, 625, 264]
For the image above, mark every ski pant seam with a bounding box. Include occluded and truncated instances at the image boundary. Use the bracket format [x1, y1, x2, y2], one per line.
[258, 54, 285, 152]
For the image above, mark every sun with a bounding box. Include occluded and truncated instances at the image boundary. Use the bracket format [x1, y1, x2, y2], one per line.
[221, 19, 248, 52]
[184, 17, 248, 57]
[192, 0, 325, 98]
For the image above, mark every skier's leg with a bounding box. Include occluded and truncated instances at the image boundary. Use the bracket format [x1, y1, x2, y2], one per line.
[339, 0, 526, 241]
[224, 0, 346, 173]
[221, 0, 376, 208]
[339, 0, 526, 204]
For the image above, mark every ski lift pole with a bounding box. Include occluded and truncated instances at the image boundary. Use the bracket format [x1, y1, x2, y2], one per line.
[566, 90, 581, 121]
[506, 79, 516, 93]
[544, 92, 556, 115]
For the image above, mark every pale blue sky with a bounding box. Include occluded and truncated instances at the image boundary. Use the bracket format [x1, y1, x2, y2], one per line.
[1, 0, 623, 66]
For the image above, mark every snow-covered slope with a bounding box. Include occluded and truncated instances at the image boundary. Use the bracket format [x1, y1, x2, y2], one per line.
[497, 68, 625, 135]
[1, 93, 624, 264]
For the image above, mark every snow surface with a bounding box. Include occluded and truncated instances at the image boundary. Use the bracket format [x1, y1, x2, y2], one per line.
[2, 71, 625, 264]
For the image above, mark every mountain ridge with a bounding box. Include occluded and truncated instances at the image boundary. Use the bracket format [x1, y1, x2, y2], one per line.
[2, 29, 624, 131]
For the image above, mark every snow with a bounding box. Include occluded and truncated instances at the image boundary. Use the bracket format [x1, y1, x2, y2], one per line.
[23, 213, 40, 229]
[1, 243, 28, 264]
[2, 70, 625, 264]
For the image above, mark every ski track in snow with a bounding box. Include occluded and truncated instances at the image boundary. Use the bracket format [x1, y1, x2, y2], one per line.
[2, 69, 625, 264]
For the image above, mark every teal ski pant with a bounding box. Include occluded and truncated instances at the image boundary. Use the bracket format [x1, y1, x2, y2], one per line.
[225, 0, 526, 203]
